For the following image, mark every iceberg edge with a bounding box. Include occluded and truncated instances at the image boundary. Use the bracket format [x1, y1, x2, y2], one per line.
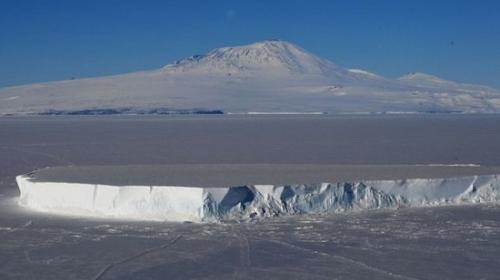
[16, 174, 500, 222]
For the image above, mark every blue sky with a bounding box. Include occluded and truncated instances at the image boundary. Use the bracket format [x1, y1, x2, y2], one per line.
[1, 0, 499, 88]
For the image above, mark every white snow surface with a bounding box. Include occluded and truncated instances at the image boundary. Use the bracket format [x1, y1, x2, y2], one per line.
[16, 174, 500, 222]
[1, 40, 499, 115]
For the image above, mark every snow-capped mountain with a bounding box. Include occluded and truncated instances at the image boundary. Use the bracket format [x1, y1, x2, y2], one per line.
[1, 39, 499, 115]
[164, 40, 342, 76]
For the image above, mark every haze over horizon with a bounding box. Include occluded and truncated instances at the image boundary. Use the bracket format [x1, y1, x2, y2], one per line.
[1, 0, 499, 89]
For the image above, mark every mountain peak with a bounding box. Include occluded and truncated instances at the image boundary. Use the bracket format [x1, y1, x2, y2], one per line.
[163, 40, 339, 76]
[242, 39, 298, 49]
[398, 72, 453, 84]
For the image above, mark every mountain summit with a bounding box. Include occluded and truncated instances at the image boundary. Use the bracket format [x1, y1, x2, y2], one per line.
[163, 40, 340, 76]
[0, 40, 499, 115]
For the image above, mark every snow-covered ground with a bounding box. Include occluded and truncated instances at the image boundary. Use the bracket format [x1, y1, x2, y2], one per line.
[2, 116, 500, 279]
[17, 173, 500, 222]
[1, 40, 499, 115]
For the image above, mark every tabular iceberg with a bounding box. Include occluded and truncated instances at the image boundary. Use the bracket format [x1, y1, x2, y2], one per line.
[16, 174, 500, 222]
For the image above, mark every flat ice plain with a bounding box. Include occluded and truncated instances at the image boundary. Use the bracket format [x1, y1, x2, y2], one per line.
[2, 115, 500, 279]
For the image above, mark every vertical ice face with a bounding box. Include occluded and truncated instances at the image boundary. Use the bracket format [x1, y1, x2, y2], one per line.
[16, 174, 500, 222]
[17, 177, 206, 222]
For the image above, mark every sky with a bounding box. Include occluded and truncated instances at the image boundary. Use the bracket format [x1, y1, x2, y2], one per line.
[0, 0, 499, 88]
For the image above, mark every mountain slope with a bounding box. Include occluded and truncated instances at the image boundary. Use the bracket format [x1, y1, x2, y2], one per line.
[163, 40, 342, 76]
[1, 40, 499, 115]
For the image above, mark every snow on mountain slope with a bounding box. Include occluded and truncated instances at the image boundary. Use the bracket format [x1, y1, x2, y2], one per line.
[1, 40, 499, 115]
[398, 72, 497, 92]
[163, 40, 343, 77]
[399, 72, 456, 85]
[347, 68, 383, 79]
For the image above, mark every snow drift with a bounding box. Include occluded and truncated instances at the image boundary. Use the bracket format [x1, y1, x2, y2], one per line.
[1, 40, 499, 115]
[16, 174, 500, 222]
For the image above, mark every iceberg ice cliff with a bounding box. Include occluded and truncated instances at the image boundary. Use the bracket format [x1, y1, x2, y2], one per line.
[16, 174, 500, 222]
